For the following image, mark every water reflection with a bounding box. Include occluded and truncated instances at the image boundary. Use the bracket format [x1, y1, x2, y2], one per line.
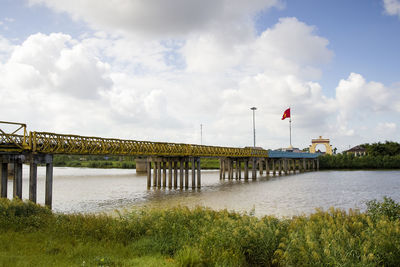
[7, 166, 400, 217]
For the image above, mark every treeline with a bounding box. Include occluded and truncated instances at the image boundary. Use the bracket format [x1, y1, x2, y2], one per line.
[53, 155, 136, 169]
[53, 155, 221, 169]
[319, 154, 400, 169]
[0, 197, 399, 266]
[362, 141, 400, 156]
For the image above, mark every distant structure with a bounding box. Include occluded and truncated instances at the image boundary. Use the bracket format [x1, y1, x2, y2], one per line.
[344, 145, 367, 156]
[309, 136, 333, 155]
[275, 146, 303, 153]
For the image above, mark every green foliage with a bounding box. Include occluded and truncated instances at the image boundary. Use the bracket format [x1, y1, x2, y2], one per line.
[363, 141, 400, 156]
[366, 196, 400, 221]
[0, 198, 400, 266]
[319, 154, 400, 169]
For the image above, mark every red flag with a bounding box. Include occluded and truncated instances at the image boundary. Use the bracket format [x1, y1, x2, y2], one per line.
[281, 108, 290, 120]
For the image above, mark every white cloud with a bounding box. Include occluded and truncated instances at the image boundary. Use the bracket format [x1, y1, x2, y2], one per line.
[1, 6, 399, 150]
[336, 73, 395, 120]
[383, 0, 400, 17]
[377, 122, 397, 132]
[7, 33, 112, 99]
[181, 17, 333, 78]
[28, 0, 282, 38]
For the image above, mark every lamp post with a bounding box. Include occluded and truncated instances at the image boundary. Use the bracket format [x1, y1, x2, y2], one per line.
[250, 107, 257, 147]
[200, 124, 203, 145]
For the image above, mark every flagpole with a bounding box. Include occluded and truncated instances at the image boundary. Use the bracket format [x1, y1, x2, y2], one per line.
[289, 117, 292, 147]
[289, 106, 292, 147]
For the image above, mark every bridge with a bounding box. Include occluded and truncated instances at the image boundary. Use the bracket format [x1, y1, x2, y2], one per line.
[0, 121, 319, 209]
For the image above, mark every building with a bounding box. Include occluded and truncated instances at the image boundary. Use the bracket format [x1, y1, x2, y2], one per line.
[344, 145, 367, 156]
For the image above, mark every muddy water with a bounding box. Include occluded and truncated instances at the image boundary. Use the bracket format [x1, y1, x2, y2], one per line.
[7, 166, 400, 217]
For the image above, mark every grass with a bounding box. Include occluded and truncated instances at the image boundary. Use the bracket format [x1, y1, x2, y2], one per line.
[0, 198, 399, 266]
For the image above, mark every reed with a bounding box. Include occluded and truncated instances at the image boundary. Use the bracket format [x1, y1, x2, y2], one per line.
[0, 197, 399, 266]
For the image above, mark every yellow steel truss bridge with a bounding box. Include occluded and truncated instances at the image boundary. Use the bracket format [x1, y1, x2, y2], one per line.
[0, 121, 268, 158]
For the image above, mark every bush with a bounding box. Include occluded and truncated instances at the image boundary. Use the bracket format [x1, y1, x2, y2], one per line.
[0, 198, 400, 266]
[366, 196, 400, 221]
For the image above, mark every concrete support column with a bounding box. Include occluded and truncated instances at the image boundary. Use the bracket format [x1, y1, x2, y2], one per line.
[272, 160, 276, 176]
[179, 159, 184, 189]
[168, 159, 173, 189]
[266, 159, 270, 176]
[259, 159, 263, 175]
[13, 161, 22, 199]
[219, 159, 223, 180]
[146, 159, 151, 188]
[252, 158, 257, 180]
[197, 158, 201, 189]
[302, 159, 306, 172]
[278, 160, 282, 175]
[162, 161, 167, 188]
[227, 159, 231, 180]
[135, 158, 147, 173]
[238, 160, 242, 180]
[45, 155, 53, 209]
[235, 160, 239, 179]
[191, 158, 196, 189]
[222, 159, 226, 180]
[174, 161, 178, 189]
[313, 159, 316, 171]
[317, 158, 320, 171]
[157, 161, 162, 188]
[230, 159, 235, 180]
[244, 160, 249, 180]
[29, 157, 38, 203]
[1, 163, 7, 198]
[185, 161, 189, 189]
[153, 160, 157, 187]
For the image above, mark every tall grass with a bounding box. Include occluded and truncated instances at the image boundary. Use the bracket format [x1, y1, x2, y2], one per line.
[0, 198, 399, 266]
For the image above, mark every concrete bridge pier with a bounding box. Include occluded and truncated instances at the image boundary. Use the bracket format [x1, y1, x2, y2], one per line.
[272, 160, 276, 176]
[292, 159, 296, 173]
[1, 153, 53, 208]
[266, 159, 270, 176]
[244, 159, 249, 180]
[147, 157, 197, 190]
[179, 158, 184, 189]
[252, 158, 257, 180]
[135, 158, 148, 173]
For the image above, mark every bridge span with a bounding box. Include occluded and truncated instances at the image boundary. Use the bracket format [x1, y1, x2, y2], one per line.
[0, 121, 319, 209]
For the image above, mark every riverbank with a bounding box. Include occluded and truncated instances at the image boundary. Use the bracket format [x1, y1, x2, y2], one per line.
[53, 155, 221, 169]
[319, 154, 400, 169]
[0, 198, 399, 266]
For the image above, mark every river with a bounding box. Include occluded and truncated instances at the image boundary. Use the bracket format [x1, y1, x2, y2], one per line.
[6, 165, 400, 217]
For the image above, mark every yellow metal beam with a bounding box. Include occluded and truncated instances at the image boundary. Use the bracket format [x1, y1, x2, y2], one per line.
[0, 123, 269, 157]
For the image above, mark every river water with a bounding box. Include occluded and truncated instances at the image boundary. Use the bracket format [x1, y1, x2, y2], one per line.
[6, 166, 400, 217]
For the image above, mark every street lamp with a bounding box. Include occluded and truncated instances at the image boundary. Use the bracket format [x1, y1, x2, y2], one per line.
[250, 107, 257, 147]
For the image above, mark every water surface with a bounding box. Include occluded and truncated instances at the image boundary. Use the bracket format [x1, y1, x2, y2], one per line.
[8, 166, 400, 217]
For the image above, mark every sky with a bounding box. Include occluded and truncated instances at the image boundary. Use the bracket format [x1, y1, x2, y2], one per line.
[0, 0, 400, 152]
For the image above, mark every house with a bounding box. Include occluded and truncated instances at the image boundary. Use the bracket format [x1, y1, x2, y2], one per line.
[344, 145, 367, 156]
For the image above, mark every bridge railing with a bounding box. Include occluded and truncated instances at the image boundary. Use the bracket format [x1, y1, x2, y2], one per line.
[30, 131, 270, 158]
[0, 121, 29, 152]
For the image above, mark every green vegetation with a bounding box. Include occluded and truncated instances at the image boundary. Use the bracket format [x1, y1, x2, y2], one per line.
[53, 155, 221, 170]
[53, 155, 136, 169]
[319, 154, 400, 169]
[1, 198, 400, 266]
[362, 141, 400, 156]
